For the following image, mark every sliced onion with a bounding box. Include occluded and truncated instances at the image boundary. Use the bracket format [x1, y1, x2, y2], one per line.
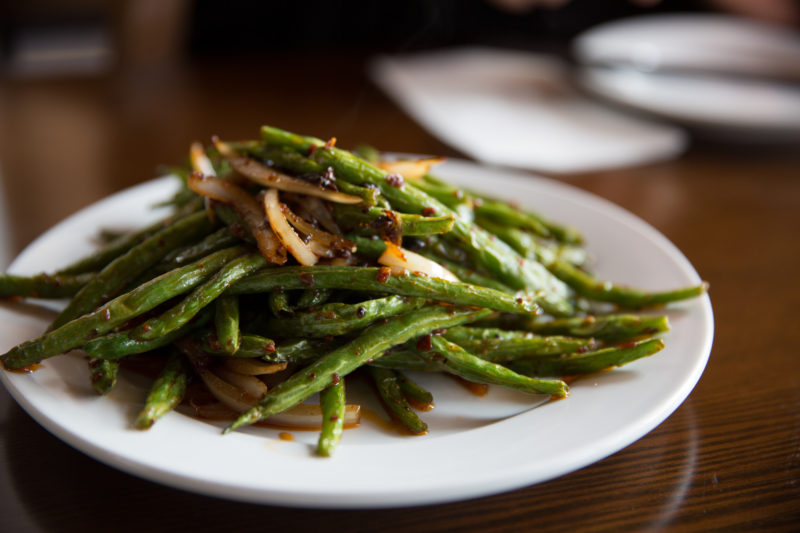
[378, 241, 460, 282]
[192, 363, 262, 413]
[213, 366, 268, 398]
[377, 157, 445, 181]
[211, 136, 239, 159]
[283, 207, 356, 258]
[230, 157, 362, 204]
[187, 173, 286, 264]
[263, 188, 318, 266]
[223, 358, 288, 376]
[189, 401, 241, 420]
[190, 142, 216, 176]
[300, 196, 342, 235]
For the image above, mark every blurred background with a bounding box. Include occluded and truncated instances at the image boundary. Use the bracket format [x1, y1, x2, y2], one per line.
[0, 0, 798, 265]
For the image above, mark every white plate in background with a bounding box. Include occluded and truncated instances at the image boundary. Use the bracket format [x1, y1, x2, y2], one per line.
[574, 14, 800, 137]
[573, 14, 800, 81]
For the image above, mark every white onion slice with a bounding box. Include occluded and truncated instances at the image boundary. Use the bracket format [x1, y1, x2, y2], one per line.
[263, 188, 319, 266]
[378, 241, 460, 282]
[213, 366, 268, 398]
[193, 364, 262, 413]
[283, 208, 355, 258]
[190, 142, 216, 177]
[377, 157, 445, 181]
[230, 157, 362, 204]
[187, 173, 286, 264]
[211, 136, 239, 159]
[284, 209, 356, 259]
[222, 358, 288, 376]
[302, 196, 343, 235]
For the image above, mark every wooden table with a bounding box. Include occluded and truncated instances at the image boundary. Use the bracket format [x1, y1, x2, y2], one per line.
[1, 56, 798, 532]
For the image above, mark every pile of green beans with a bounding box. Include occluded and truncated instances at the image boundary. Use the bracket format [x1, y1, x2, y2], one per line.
[0, 126, 708, 456]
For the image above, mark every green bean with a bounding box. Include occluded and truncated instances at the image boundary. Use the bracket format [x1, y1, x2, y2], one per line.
[224, 305, 492, 433]
[548, 260, 709, 309]
[508, 338, 665, 377]
[316, 378, 346, 457]
[262, 295, 427, 338]
[228, 266, 540, 315]
[475, 201, 554, 241]
[55, 207, 199, 276]
[475, 216, 573, 266]
[479, 201, 582, 246]
[476, 216, 588, 268]
[214, 295, 241, 355]
[272, 338, 332, 363]
[369, 366, 428, 434]
[135, 352, 189, 430]
[1, 246, 245, 369]
[413, 248, 515, 293]
[332, 205, 455, 237]
[421, 174, 583, 244]
[88, 358, 118, 395]
[156, 227, 241, 274]
[268, 289, 293, 316]
[369, 350, 437, 372]
[259, 126, 323, 153]
[442, 327, 598, 361]
[244, 143, 322, 174]
[214, 205, 253, 243]
[83, 308, 213, 359]
[337, 181, 382, 207]
[397, 371, 434, 409]
[348, 235, 387, 260]
[419, 235, 468, 264]
[130, 253, 267, 341]
[125, 227, 240, 291]
[410, 178, 472, 213]
[52, 211, 215, 329]
[196, 333, 283, 360]
[295, 288, 331, 309]
[0, 272, 94, 299]
[413, 336, 568, 396]
[490, 314, 670, 341]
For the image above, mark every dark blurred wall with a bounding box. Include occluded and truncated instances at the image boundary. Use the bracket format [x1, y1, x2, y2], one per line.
[186, 0, 704, 57]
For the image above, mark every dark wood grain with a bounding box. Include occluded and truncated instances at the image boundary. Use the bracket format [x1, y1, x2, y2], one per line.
[1, 54, 798, 532]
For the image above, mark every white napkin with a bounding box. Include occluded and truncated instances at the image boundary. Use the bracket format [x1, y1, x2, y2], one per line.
[370, 47, 687, 174]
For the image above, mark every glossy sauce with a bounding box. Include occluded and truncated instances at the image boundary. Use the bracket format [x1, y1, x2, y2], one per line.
[359, 406, 417, 435]
[0, 361, 44, 373]
[448, 375, 489, 397]
[406, 397, 435, 412]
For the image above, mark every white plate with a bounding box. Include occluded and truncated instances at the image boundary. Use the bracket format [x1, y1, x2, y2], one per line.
[573, 14, 800, 81]
[0, 162, 713, 508]
[573, 14, 800, 138]
[578, 66, 800, 137]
